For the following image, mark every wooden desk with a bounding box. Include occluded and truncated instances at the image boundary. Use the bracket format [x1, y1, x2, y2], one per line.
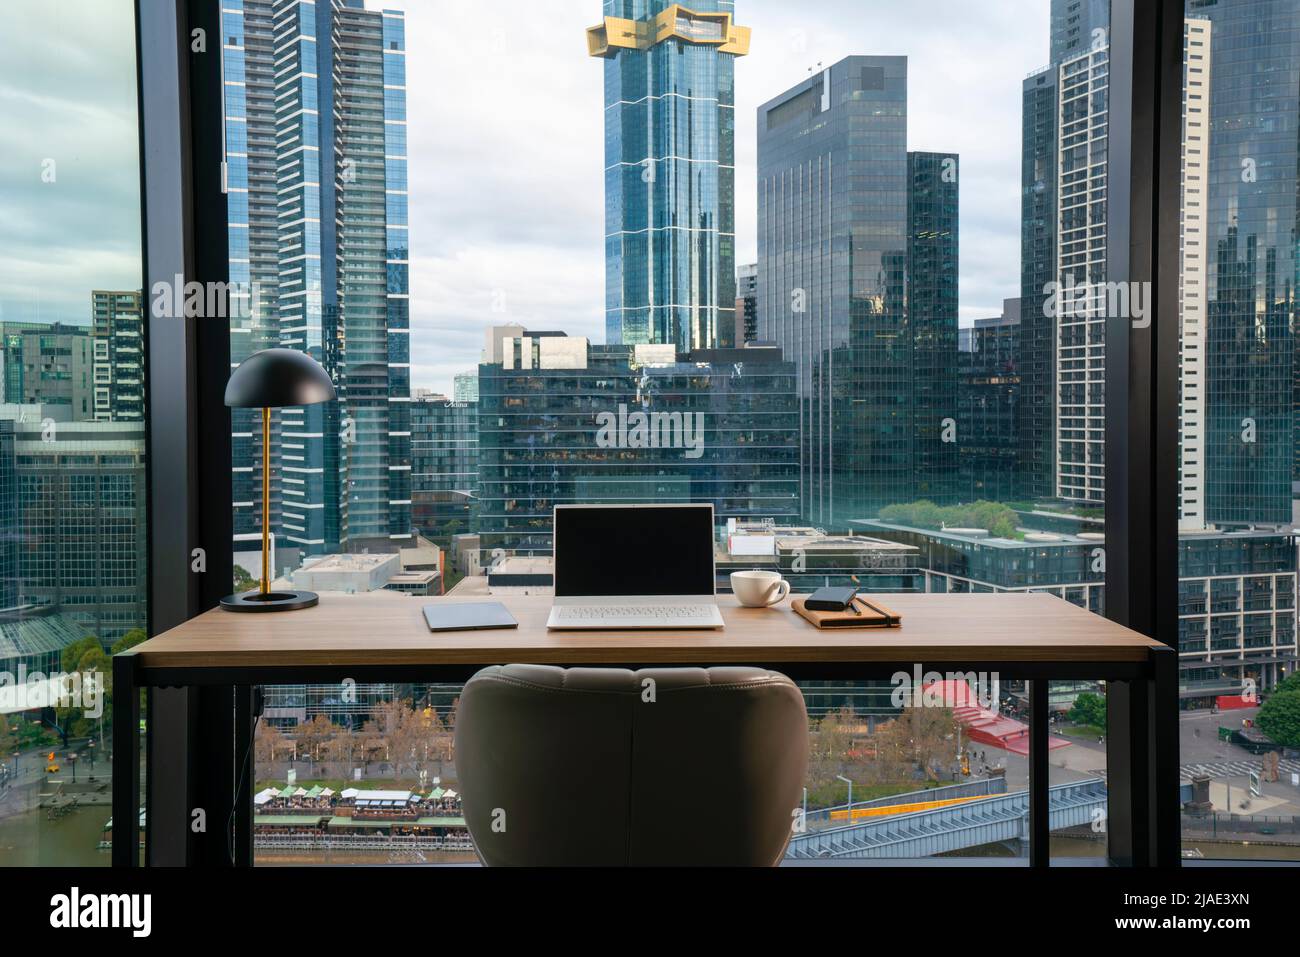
[113, 592, 1178, 867]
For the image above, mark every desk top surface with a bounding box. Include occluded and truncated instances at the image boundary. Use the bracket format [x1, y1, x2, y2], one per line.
[124, 592, 1163, 672]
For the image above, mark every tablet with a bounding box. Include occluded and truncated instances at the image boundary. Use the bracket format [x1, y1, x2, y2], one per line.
[421, 601, 519, 632]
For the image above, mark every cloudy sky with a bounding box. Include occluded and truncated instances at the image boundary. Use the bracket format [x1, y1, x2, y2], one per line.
[0, 0, 142, 329]
[0, 0, 1050, 397]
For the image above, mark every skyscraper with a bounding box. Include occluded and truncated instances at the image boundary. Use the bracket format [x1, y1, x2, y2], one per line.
[91, 290, 145, 422]
[959, 302, 1022, 503]
[1179, 18, 1212, 530]
[1053, 41, 1109, 505]
[221, 0, 411, 556]
[588, 1, 749, 353]
[1189, 0, 1299, 528]
[1050, 0, 1110, 63]
[1019, 66, 1059, 501]
[735, 263, 757, 346]
[1019, 0, 1111, 502]
[757, 56, 959, 528]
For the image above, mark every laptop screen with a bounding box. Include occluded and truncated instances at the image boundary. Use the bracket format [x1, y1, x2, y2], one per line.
[553, 504, 716, 597]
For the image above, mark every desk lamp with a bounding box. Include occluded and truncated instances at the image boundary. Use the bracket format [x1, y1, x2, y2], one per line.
[221, 348, 336, 612]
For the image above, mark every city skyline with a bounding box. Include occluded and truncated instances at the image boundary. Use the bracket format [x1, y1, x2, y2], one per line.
[375, 0, 1048, 395]
[2, 1, 1049, 397]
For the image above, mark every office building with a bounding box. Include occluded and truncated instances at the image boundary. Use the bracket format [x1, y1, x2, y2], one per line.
[90, 290, 145, 422]
[476, 329, 799, 557]
[1178, 529, 1297, 705]
[908, 150, 961, 504]
[1179, 18, 1211, 530]
[0, 322, 93, 418]
[221, 0, 412, 555]
[223, 0, 283, 556]
[855, 518, 1106, 614]
[1050, 0, 1110, 63]
[411, 393, 479, 544]
[0, 422, 15, 609]
[1019, 66, 1060, 501]
[453, 371, 479, 404]
[1, 407, 148, 645]
[736, 263, 758, 346]
[1053, 41, 1110, 505]
[757, 56, 959, 527]
[959, 303, 1022, 503]
[1191, 0, 1299, 527]
[1020, 1, 1111, 502]
[589, 1, 749, 352]
[857, 514, 1297, 705]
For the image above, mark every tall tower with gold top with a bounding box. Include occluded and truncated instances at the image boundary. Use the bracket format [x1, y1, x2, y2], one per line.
[588, 3, 750, 352]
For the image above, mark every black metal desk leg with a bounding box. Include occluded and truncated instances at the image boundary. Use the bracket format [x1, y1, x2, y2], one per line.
[1148, 645, 1179, 866]
[112, 652, 141, 867]
[1108, 647, 1178, 867]
[233, 685, 253, 867]
[1029, 678, 1049, 867]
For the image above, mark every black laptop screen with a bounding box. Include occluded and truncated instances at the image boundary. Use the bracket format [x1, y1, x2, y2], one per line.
[553, 505, 715, 597]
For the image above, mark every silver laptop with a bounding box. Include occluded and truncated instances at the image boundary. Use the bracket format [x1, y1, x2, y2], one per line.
[547, 504, 725, 630]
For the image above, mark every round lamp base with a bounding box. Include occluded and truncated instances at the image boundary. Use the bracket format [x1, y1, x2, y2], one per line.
[220, 590, 319, 613]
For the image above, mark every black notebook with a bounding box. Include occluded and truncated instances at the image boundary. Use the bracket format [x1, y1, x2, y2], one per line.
[422, 601, 519, 633]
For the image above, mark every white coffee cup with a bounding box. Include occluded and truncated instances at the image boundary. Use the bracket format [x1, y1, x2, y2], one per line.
[731, 570, 791, 608]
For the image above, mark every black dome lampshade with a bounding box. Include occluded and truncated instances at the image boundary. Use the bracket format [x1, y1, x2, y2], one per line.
[221, 349, 336, 614]
[224, 347, 336, 409]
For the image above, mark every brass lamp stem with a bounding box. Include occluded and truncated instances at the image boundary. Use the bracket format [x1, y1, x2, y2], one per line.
[261, 406, 271, 595]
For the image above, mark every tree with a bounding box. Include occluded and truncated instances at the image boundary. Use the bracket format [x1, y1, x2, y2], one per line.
[324, 726, 357, 778]
[1274, 671, 1300, 696]
[1258, 690, 1300, 748]
[111, 629, 148, 655]
[1068, 691, 1107, 731]
[876, 500, 1022, 540]
[874, 707, 960, 782]
[0, 718, 14, 765]
[233, 564, 256, 593]
[255, 720, 290, 769]
[295, 714, 336, 769]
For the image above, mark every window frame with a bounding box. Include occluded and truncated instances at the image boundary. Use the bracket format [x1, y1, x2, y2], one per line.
[132, 0, 1188, 867]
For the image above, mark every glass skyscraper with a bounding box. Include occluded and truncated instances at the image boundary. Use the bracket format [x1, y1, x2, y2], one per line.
[959, 303, 1022, 503]
[1189, 0, 1299, 527]
[757, 56, 959, 529]
[222, 0, 411, 555]
[589, 1, 749, 353]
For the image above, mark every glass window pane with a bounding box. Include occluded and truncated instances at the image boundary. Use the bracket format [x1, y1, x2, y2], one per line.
[0, 0, 146, 866]
[1177, 3, 1300, 863]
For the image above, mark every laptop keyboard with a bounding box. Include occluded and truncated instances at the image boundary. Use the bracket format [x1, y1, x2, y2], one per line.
[555, 604, 717, 621]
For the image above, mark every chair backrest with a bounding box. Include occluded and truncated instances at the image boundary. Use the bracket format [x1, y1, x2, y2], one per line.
[455, 664, 809, 866]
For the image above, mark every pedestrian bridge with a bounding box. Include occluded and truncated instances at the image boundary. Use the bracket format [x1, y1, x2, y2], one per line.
[786, 777, 1107, 859]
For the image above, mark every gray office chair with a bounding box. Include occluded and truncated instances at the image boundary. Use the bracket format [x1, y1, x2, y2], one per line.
[454, 664, 809, 866]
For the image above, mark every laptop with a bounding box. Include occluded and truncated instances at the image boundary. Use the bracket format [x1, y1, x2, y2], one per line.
[546, 504, 725, 630]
